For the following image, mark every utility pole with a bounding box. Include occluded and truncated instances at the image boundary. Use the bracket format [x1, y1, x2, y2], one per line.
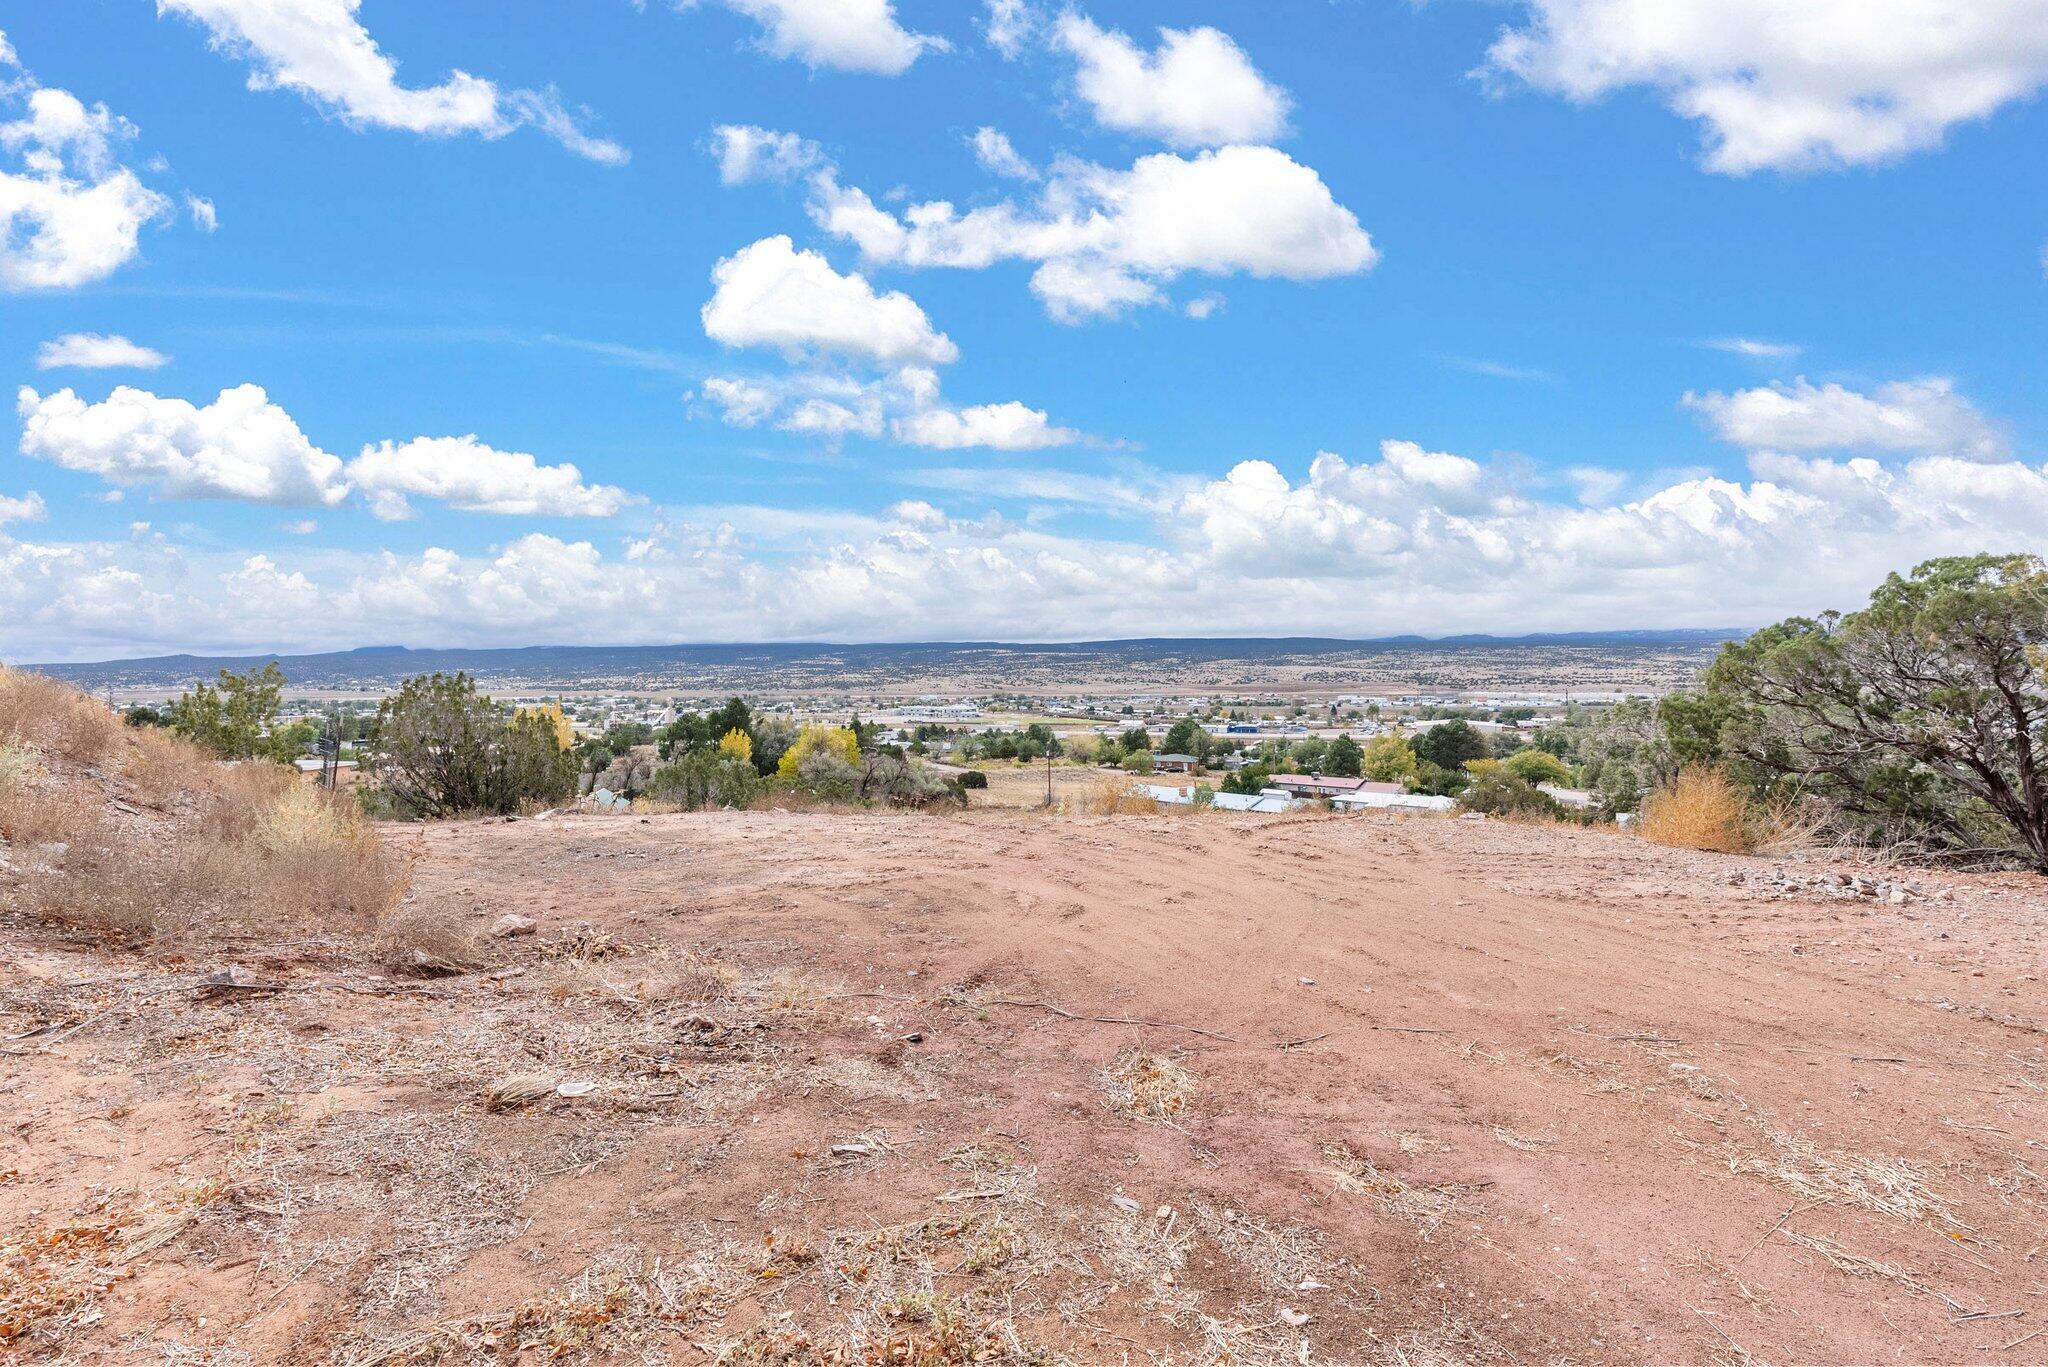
[1045, 744, 1054, 809]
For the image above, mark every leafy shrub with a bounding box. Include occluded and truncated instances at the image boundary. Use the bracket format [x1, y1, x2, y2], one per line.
[369, 672, 577, 817]
[645, 750, 761, 811]
[165, 663, 315, 762]
[1458, 760, 1567, 820]
[959, 769, 988, 789]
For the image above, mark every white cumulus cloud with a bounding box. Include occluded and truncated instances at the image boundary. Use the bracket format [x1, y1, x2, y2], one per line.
[14, 437, 2048, 661]
[702, 234, 959, 366]
[687, 0, 946, 76]
[1684, 377, 2006, 460]
[17, 384, 351, 506]
[16, 384, 641, 519]
[970, 127, 1037, 181]
[813, 144, 1374, 322]
[0, 74, 172, 291]
[1483, 0, 2048, 174]
[0, 491, 46, 525]
[982, 0, 1035, 60]
[711, 125, 825, 185]
[1054, 14, 1291, 148]
[346, 435, 636, 520]
[36, 333, 171, 371]
[159, 0, 625, 163]
[895, 401, 1080, 451]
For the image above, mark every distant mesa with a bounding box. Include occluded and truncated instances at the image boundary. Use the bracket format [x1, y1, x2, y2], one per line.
[19, 632, 1748, 691]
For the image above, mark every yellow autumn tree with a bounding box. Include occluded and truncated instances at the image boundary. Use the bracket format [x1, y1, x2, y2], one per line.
[718, 727, 753, 764]
[518, 702, 574, 750]
[777, 723, 859, 778]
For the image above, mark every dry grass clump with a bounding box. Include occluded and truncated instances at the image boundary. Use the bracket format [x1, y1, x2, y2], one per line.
[0, 749, 83, 846]
[1103, 1048, 1193, 1122]
[1064, 776, 1162, 816]
[2, 674, 411, 946]
[118, 726, 199, 810]
[1730, 1123, 1965, 1233]
[1639, 765, 1752, 854]
[374, 899, 478, 975]
[0, 667, 123, 768]
[25, 783, 411, 945]
[1320, 1142, 1483, 1239]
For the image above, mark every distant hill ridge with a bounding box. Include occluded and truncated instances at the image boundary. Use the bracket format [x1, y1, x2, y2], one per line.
[21, 632, 1746, 689]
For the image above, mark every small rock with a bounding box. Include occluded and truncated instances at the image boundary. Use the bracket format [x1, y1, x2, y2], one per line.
[490, 913, 538, 938]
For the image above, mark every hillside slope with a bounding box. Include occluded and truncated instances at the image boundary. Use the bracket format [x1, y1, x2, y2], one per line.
[4, 807, 2044, 1363]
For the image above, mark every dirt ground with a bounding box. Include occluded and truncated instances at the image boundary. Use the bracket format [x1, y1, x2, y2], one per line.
[4, 808, 2045, 1364]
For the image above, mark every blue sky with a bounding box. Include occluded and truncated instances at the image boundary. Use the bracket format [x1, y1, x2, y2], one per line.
[3, 0, 2047, 660]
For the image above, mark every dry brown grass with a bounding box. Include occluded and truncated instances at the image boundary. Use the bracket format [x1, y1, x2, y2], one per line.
[1062, 776, 1163, 816]
[2, 672, 411, 946]
[374, 898, 478, 974]
[1103, 1048, 1193, 1122]
[0, 667, 124, 767]
[120, 726, 212, 811]
[1640, 765, 1752, 854]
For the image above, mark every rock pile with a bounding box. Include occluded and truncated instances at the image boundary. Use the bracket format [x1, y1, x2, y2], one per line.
[1727, 868, 1948, 906]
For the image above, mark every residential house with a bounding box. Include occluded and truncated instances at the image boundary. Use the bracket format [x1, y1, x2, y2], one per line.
[1152, 753, 1199, 774]
[1269, 774, 1365, 799]
[1333, 790, 1455, 813]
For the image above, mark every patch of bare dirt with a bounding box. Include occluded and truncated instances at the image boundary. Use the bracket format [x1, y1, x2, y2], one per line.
[4, 808, 2043, 1363]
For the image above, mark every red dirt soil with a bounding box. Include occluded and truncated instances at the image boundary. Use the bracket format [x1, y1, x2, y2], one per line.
[5, 808, 2045, 1363]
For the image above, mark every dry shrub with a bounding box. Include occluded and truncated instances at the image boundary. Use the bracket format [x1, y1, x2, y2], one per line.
[0, 667, 123, 767]
[0, 750, 84, 846]
[15, 770, 408, 947]
[1751, 793, 1830, 855]
[374, 899, 478, 974]
[1104, 1048, 1193, 1121]
[1639, 765, 1752, 854]
[1063, 776, 1162, 816]
[121, 727, 212, 811]
[248, 782, 408, 923]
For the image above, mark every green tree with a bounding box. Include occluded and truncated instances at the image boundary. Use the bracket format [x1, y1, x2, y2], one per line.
[749, 715, 797, 775]
[1415, 720, 1489, 771]
[1685, 554, 2048, 869]
[646, 749, 760, 811]
[1324, 734, 1363, 777]
[1358, 734, 1419, 787]
[369, 673, 577, 817]
[602, 721, 655, 752]
[1501, 748, 1573, 787]
[166, 662, 295, 761]
[708, 697, 753, 745]
[1120, 726, 1152, 752]
[1222, 763, 1272, 795]
[1288, 737, 1328, 772]
[1162, 717, 1205, 758]
[1121, 750, 1155, 775]
[1459, 760, 1568, 819]
[1413, 759, 1467, 798]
